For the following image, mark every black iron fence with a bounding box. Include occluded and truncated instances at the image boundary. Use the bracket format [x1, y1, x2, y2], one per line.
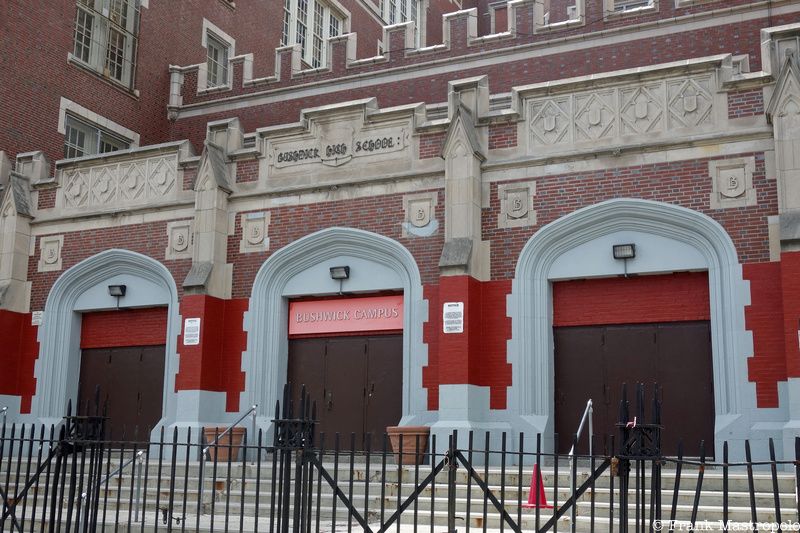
[1, 384, 799, 532]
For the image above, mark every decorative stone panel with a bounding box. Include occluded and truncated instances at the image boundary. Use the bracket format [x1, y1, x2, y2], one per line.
[402, 192, 438, 237]
[497, 181, 536, 228]
[38, 235, 64, 273]
[165, 220, 193, 260]
[58, 154, 179, 211]
[709, 157, 757, 210]
[239, 211, 271, 253]
[526, 74, 717, 152]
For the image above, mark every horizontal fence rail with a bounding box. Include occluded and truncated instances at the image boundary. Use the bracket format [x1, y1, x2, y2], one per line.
[0, 384, 798, 532]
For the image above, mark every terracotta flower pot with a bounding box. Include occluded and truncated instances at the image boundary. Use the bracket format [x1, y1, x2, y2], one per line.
[386, 426, 430, 465]
[203, 427, 246, 462]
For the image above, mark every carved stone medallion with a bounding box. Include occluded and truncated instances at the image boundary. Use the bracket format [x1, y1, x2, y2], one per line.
[239, 211, 271, 253]
[402, 192, 438, 237]
[709, 157, 757, 210]
[165, 220, 193, 260]
[498, 181, 537, 228]
[37, 235, 64, 273]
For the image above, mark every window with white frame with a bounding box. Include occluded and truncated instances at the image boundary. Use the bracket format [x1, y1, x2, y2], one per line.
[281, 0, 346, 68]
[63, 114, 131, 159]
[206, 33, 230, 87]
[382, 0, 422, 46]
[612, 0, 654, 11]
[72, 0, 140, 87]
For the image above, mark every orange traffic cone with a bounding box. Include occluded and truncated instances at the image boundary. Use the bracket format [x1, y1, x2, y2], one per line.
[521, 464, 553, 509]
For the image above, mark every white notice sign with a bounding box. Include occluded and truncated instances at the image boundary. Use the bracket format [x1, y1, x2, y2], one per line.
[31, 311, 43, 326]
[443, 302, 464, 334]
[183, 318, 201, 346]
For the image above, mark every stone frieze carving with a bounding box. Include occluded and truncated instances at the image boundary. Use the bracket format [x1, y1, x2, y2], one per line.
[527, 74, 716, 150]
[59, 154, 179, 210]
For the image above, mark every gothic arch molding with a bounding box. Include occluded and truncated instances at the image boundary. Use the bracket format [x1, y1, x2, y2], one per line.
[508, 198, 752, 451]
[31, 249, 181, 434]
[242, 227, 430, 432]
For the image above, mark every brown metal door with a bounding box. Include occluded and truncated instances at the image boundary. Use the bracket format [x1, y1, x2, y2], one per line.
[603, 324, 658, 437]
[324, 337, 368, 446]
[553, 322, 714, 457]
[364, 335, 403, 449]
[656, 322, 714, 457]
[79, 346, 165, 443]
[554, 327, 607, 453]
[287, 338, 329, 435]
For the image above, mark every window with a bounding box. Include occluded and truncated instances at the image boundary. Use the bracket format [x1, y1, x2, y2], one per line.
[612, 0, 653, 11]
[281, 0, 346, 68]
[71, 0, 140, 88]
[206, 33, 230, 87]
[382, 0, 422, 46]
[63, 115, 130, 159]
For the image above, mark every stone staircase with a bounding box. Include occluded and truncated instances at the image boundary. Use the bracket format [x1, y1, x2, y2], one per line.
[2, 455, 797, 532]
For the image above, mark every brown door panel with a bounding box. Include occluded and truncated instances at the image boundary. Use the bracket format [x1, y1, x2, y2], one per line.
[324, 337, 368, 447]
[603, 325, 658, 429]
[656, 322, 714, 457]
[365, 335, 403, 448]
[553, 327, 606, 454]
[138, 346, 166, 438]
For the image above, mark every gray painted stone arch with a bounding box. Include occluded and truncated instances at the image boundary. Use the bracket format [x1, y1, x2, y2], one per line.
[30, 249, 181, 437]
[242, 227, 431, 434]
[508, 198, 755, 457]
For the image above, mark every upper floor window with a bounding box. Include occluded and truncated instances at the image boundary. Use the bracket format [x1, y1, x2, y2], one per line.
[612, 0, 654, 11]
[72, 0, 140, 88]
[64, 115, 130, 159]
[206, 33, 230, 88]
[281, 0, 346, 68]
[382, 0, 423, 46]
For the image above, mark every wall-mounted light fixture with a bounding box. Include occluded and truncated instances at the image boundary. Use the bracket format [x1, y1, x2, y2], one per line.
[329, 266, 350, 280]
[108, 284, 127, 309]
[329, 266, 350, 295]
[612, 244, 636, 277]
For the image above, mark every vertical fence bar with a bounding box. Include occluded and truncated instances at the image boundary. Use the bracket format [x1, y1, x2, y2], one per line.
[795, 438, 800, 527]
[39, 425, 56, 533]
[722, 441, 728, 527]
[689, 441, 706, 531]
[483, 432, 489, 533]
[20, 424, 36, 532]
[255, 429, 263, 533]
[379, 433, 387, 527]
[608, 435, 615, 533]
[364, 433, 372, 533]
[535, 433, 541, 533]
[500, 432, 507, 533]
[553, 433, 559, 533]
[154, 427, 165, 533]
[517, 432, 524, 533]
[745, 440, 759, 530]
[141, 439, 151, 531]
[570, 434, 578, 533]
[431, 433, 437, 533]
[127, 441, 138, 532]
[769, 438, 783, 530]
[590, 436, 596, 533]
[315, 433, 326, 533]
[331, 433, 340, 533]
[668, 442, 683, 532]
[224, 428, 232, 533]
[413, 433, 419, 533]
[467, 431, 474, 533]
[167, 427, 178, 533]
[447, 431, 458, 533]
[347, 433, 355, 533]
[397, 433, 403, 533]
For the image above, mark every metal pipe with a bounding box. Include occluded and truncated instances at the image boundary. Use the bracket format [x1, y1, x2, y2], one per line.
[1, 406, 7, 427]
[569, 399, 593, 457]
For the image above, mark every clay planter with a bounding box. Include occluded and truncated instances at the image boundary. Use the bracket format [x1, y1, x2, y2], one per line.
[203, 427, 246, 462]
[386, 426, 430, 465]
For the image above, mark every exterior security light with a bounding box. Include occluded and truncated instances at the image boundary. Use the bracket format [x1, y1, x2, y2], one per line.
[107, 284, 127, 297]
[612, 244, 636, 260]
[329, 266, 350, 280]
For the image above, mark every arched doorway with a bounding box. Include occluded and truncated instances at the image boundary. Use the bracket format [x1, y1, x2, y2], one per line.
[30, 249, 181, 439]
[508, 198, 756, 458]
[242, 227, 431, 436]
